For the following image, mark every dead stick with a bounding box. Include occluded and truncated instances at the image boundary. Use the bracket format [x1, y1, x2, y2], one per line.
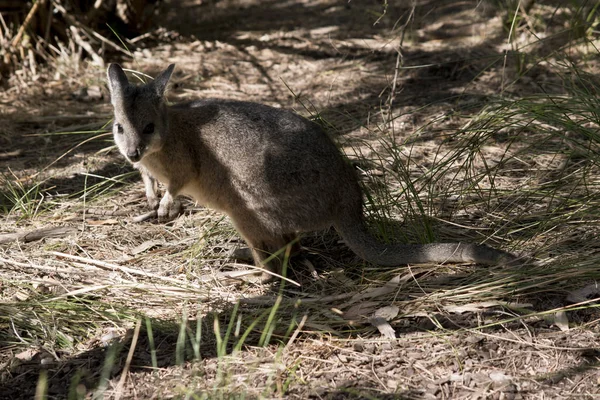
[69, 26, 104, 65]
[0, 256, 83, 274]
[132, 210, 157, 223]
[86, 208, 130, 217]
[114, 319, 142, 400]
[53, 2, 131, 57]
[0, 226, 77, 245]
[49, 251, 190, 285]
[12, 0, 45, 48]
[0, 150, 23, 160]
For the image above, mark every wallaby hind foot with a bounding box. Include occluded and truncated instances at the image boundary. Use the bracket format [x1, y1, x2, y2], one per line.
[241, 232, 301, 281]
[107, 63, 517, 276]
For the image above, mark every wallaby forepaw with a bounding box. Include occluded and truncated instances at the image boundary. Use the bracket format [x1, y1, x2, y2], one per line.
[157, 197, 183, 222]
[147, 195, 160, 211]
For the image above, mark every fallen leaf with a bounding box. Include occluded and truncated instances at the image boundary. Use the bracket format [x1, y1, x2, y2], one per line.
[369, 317, 396, 339]
[367, 305, 400, 339]
[342, 274, 401, 307]
[343, 301, 380, 321]
[373, 305, 400, 320]
[131, 240, 165, 255]
[15, 349, 38, 361]
[554, 311, 570, 331]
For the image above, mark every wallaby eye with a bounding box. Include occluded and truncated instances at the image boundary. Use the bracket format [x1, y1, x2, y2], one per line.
[143, 123, 155, 135]
[115, 123, 123, 134]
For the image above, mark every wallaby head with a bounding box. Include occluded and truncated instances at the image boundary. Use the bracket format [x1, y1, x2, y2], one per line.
[107, 63, 175, 164]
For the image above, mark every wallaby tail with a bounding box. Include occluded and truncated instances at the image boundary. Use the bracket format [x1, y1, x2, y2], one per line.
[334, 216, 516, 266]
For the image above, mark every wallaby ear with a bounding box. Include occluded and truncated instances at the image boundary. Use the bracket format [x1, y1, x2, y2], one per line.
[153, 64, 175, 97]
[107, 63, 129, 103]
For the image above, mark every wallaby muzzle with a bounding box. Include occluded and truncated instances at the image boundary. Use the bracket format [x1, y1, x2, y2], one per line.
[126, 148, 142, 163]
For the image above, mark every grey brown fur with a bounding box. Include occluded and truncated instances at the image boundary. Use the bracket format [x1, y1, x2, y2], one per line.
[107, 64, 515, 276]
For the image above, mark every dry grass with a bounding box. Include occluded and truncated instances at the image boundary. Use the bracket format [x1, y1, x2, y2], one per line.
[1, 0, 600, 399]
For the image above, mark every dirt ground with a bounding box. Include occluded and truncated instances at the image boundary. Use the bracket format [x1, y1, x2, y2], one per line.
[1, 0, 600, 399]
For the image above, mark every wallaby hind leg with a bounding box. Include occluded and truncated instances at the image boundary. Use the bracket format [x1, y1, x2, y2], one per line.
[244, 234, 299, 282]
[230, 216, 300, 280]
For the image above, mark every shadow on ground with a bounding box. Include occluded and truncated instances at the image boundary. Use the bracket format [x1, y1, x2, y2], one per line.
[0, 258, 596, 399]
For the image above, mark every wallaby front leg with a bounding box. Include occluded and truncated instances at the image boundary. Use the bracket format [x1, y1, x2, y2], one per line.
[140, 166, 182, 221]
[140, 166, 159, 210]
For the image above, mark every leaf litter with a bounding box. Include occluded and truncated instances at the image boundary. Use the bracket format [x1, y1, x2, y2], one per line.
[1, 0, 600, 398]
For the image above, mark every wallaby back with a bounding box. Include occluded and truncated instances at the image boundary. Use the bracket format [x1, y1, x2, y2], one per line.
[107, 63, 516, 275]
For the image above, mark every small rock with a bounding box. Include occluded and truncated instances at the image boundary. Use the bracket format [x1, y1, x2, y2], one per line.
[387, 379, 398, 390]
[353, 341, 364, 352]
[490, 371, 512, 383]
[363, 343, 376, 354]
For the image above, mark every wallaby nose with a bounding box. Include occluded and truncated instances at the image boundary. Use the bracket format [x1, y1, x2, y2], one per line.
[127, 149, 141, 162]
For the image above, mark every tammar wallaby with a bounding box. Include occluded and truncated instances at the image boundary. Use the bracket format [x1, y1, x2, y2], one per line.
[107, 63, 515, 277]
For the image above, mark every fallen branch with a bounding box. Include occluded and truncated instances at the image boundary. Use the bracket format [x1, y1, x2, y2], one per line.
[0, 226, 77, 245]
[0, 150, 23, 160]
[49, 251, 190, 285]
[0, 256, 89, 275]
[86, 208, 130, 217]
[68, 25, 104, 65]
